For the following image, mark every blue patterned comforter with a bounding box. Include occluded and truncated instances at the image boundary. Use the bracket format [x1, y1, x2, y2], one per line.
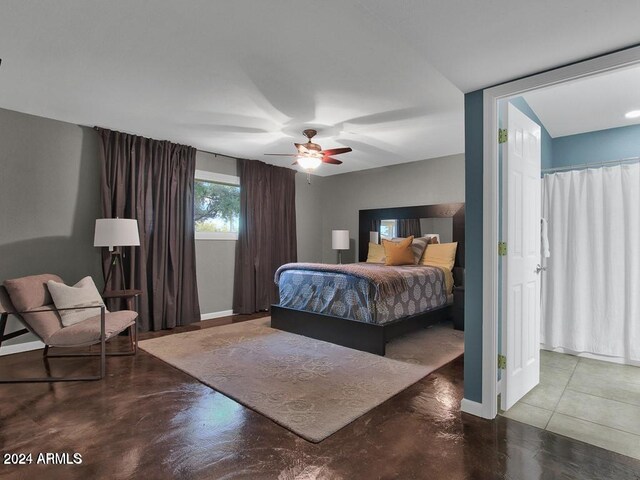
[277, 264, 447, 325]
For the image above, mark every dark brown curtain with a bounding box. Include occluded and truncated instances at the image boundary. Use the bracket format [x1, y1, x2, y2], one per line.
[97, 128, 201, 331]
[233, 159, 297, 314]
[396, 218, 422, 238]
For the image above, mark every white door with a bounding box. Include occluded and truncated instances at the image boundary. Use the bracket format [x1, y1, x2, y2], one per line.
[501, 103, 542, 410]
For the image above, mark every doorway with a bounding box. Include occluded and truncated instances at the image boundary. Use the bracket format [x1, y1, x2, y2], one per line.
[488, 53, 640, 460]
[478, 46, 640, 420]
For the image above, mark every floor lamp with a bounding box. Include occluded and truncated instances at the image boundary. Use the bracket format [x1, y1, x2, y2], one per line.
[332, 230, 349, 264]
[94, 218, 140, 293]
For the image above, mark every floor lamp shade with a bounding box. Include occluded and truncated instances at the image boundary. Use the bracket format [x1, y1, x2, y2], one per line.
[94, 218, 140, 292]
[94, 218, 140, 251]
[332, 230, 349, 250]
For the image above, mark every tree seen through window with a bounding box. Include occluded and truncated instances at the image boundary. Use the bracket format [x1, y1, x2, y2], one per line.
[194, 179, 240, 233]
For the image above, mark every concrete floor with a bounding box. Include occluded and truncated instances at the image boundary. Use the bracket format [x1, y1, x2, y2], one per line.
[2, 318, 640, 479]
[502, 350, 640, 460]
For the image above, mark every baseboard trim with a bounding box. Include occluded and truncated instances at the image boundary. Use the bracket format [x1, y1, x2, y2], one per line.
[460, 398, 485, 418]
[0, 340, 45, 356]
[200, 310, 235, 321]
[541, 345, 640, 367]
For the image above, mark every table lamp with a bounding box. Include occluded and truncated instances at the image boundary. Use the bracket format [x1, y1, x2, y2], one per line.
[332, 230, 349, 264]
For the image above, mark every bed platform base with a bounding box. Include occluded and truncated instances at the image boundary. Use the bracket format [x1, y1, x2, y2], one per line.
[270, 304, 451, 356]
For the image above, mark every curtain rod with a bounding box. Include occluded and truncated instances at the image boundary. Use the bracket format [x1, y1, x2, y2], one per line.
[88, 125, 250, 160]
[541, 156, 640, 174]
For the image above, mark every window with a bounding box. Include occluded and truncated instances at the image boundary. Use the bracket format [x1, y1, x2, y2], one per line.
[194, 170, 240, 240]
[379, 219, 397, 240]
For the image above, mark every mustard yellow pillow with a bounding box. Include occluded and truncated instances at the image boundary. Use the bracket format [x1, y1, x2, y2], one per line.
[366, 242, 386, 263]
[420, 242, 458, 270]
[383, 236, 415, 266]
[438, 267, 455, 295]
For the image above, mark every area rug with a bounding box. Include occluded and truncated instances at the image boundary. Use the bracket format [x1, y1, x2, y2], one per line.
[139, 318, 463, 442]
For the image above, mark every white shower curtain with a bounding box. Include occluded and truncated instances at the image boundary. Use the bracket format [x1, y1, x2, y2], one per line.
[541, 162, 640, 362]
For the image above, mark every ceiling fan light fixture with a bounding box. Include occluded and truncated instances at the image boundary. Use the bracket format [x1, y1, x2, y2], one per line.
[297, 156, 322, 170]
[264, 128, 350, 175]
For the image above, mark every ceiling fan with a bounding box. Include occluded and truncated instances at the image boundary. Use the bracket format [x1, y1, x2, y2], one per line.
[265, 129, 352, 171]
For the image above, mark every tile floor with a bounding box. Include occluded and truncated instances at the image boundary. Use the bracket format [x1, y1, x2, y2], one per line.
[501, 350, 640, 460]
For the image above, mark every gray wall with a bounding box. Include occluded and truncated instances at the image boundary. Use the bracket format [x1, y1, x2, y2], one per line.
[194, 154, 324, 313]
[319, 154, 465, 263]
[194, 153, 465, 310]
[419, 218, 453, 243]
[295, 173, 325, 263]
[0, 106, 464, 349]
[194, 151, 238, 314]
[0, 111, 247, 347]
[0, 108, 102, 346]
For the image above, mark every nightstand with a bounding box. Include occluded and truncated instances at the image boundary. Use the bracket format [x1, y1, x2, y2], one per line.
[453, 286, 464, 331]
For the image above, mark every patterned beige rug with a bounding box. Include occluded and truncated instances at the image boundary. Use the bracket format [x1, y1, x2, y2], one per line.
[139, 317, 463, 442]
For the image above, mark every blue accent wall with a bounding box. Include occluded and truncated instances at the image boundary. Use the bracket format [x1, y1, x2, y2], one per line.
[464, 90, 484, 403]
[552, 123, 640, 168]
[509, 97, 554, 169]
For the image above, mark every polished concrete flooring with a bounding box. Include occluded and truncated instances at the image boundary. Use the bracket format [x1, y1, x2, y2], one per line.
[502, 350, 640, 461]
[2, 317, 640, 479]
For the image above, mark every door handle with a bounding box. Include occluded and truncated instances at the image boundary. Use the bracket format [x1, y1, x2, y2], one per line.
[535, 264, 546, 274]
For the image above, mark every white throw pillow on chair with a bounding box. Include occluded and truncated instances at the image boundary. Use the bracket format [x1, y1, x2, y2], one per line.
[47, 276, 109, 327]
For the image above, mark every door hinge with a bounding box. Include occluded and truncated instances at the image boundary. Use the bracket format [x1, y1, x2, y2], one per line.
[498, 242, 507, 256]
[498, 128, 508, 144]
[498, 354, 507, 369]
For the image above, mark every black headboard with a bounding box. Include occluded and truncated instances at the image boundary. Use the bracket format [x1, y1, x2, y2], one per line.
[358, 203, 465, 285]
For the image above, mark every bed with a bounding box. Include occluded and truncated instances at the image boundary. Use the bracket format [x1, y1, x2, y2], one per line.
[271, 203, 465, 355]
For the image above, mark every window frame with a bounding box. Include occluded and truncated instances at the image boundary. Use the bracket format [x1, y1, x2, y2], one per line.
[194, 170, 240, 241]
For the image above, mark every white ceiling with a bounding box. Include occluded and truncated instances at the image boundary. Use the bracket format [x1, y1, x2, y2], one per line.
[1, 1, 640, 175]
[522, 65, 640, 137]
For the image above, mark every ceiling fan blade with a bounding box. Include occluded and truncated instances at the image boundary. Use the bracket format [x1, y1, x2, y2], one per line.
[321, 147, 352, 156]
[264, 153, 299, 156]
[295, 143, 310, 154]
[322, 156, 343, 165]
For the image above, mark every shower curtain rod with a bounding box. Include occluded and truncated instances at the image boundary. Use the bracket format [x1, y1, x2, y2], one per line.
[541, 156, 640, 174]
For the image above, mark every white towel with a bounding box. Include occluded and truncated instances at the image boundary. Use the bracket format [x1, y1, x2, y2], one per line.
[541, 218, 551, 258]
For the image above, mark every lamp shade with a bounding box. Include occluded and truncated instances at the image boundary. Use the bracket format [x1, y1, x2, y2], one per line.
[332, 230, 349, 250]
[94, 218, 140, 250]
[369, 231, 379, 244]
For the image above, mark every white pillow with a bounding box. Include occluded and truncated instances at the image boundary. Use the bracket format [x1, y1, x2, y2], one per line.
[47, 276, 108, 327]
